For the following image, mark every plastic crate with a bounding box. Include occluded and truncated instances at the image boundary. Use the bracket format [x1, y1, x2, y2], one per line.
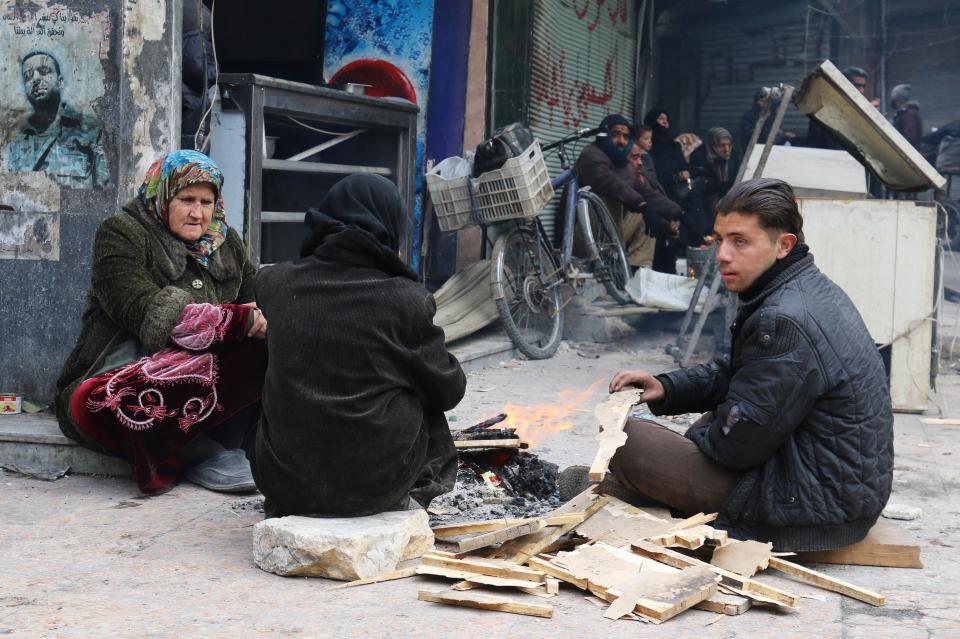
[425, 157, 475, 232]
[472, 141, 554, 224]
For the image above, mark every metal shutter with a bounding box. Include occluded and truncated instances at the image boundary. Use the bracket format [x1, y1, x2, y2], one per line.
[527, 0, 638, 239]
[695, 6, 830, 138]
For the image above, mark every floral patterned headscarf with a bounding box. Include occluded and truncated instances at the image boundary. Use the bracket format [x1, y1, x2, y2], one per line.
[138, 150, 228, 267]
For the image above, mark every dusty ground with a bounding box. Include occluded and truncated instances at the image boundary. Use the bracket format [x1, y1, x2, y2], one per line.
[2, 315, 960, 637]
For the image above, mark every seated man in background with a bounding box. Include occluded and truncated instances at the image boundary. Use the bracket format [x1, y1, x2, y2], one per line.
[606, 178, 893, 551]
[576, 114, 681, 270]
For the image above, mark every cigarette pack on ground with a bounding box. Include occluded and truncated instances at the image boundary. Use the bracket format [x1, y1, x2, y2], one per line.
[0, 394, 22, 414]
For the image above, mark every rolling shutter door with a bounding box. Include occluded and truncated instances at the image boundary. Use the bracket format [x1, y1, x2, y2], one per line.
[527, 0, 638, 238]
[695, 8, 830, 138]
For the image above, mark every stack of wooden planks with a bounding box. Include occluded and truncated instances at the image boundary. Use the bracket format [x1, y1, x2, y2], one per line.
[335, 391, 920, 623]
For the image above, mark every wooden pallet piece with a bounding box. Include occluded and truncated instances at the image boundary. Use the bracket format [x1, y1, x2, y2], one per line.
[574, 502, 674, 547]
[792, 520, 923, 568]
[631, 540, 800, 608]
[416, 565, 542, 589]
[457, 519, 547, 553]
[418, 590, 554, 618]
[588, 391, 643, 480]
[647, 525, 727, 550]
[668, 512, 718, 531]
[695, 593, 752, 616]
[491, 494, 607, 565]
[420, 554, 545, 583]
[535, 544, 718, 623]
[326, 566, 417, 590]
[453, 439, 520, 449]
[432, 512, 585, 539]
[767, 556, 885, 606]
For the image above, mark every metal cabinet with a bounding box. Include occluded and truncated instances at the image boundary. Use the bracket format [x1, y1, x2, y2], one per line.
[213, 74, 418, 265]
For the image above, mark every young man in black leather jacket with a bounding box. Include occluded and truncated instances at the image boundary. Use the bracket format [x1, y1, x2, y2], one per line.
[606, 178, 893, 551]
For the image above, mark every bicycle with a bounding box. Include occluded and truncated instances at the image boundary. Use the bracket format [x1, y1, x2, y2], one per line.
[488, 127, 633, 359]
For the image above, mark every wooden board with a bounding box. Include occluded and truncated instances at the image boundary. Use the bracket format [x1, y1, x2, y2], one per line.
[418, 590, 554, 618]
[768, 556, 886, 606]
[420, 554, 545, 583]
[416, 565, 542, 589]
[574, 503, 674, 547]
[647, 525, 727, 550]
[695, 593, 752, 616]
[792, 520, 923, 569]
[490, 490, 606, 564]
[711, 540, 773, 577]
[453, 439, 520, 449]
[631, 540, 800, 608]
[551, 543, 719, 622]
[432, 513, 584, 539]
[588, 390, 644, 480]
[457, 519, 546, 553]
[919, 417, 960, 425]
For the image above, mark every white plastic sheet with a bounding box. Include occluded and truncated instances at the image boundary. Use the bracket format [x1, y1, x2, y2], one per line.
[626, 268, 705, 311]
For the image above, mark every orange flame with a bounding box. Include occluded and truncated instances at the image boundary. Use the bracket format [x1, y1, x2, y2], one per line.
[503, 378, 606, 448]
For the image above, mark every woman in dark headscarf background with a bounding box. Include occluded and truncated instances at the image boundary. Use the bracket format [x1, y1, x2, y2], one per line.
[642, 108, 700, 274]
[251, 174, 466, 517]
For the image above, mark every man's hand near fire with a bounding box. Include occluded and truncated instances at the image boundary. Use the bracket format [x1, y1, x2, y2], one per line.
[608, 370, 664, 403]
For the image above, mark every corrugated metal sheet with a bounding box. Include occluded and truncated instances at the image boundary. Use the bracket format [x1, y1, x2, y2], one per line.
[527, 0, 637, 238]
[695, 7, 829, 140]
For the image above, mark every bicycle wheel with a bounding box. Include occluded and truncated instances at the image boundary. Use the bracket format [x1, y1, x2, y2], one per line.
[491, 225, 564, 359]
[577, 191, 633, 305]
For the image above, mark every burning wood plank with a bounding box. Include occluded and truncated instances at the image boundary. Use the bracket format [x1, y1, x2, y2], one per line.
[453, 439, 523, 450]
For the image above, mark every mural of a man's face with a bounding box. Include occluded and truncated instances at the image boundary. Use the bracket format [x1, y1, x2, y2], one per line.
[22, 54, 62, 112]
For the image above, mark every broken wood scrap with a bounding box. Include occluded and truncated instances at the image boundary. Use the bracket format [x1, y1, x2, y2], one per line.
[573, 501, 674, 547]
[791, 520, 923, 569]
[695, 593, 751, 616]
[463, 412, 508, 432]
[668, 512, 719, 532]
[631, 540, 800, 608]
[418, 589, 554, 618]
[453, 439, 523, 450]
[416, 565, 541, 589]
[546, 543, 720, 623]
[491, 494, 607, 564]
[453, 512, 588, 552]
[767, 556, 885, 606]
[710, 540, 772, 577]
[457, 519, 546, 553]
[919, 417, 960, 425]
[588, 390, 643, 480]
[326, 566, 417, 590]
[647, 525, 727, 550]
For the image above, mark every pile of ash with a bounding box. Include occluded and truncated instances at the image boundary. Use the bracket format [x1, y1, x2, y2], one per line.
[428, 450, 561, 525]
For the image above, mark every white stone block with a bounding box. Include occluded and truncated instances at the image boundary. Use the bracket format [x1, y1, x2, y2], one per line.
[882, 503, 923, 521]
[253, 509, 434, 581]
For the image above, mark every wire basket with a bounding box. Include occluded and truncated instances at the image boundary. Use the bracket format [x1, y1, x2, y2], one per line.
[425, 141, 554, 232]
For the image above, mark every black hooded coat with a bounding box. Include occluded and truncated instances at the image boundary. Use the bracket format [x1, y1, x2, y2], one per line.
[250, 174, 466, 517]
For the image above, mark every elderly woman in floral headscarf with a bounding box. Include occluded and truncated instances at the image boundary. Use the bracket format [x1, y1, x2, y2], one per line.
[55, 150, 267, 495]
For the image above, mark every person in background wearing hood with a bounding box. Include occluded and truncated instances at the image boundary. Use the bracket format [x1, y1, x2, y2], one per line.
[627, 143, 683, 272]
[689, 127, 740, 236]
[575, 114, 677, 270]
[890, 84, 926, 154]
[249, 174, 466, 518]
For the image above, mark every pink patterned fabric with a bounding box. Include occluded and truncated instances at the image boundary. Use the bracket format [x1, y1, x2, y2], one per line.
[70, 302, 262, 494]
[169, 303, 234, 351]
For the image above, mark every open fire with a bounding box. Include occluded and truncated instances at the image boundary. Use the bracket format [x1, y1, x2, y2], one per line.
[503, 378, 605, 447]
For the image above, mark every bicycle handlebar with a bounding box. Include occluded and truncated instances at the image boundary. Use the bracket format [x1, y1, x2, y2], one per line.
[542, 126, 605, 152]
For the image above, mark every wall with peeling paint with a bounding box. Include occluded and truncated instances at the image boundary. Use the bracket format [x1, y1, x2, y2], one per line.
[0, 0, 179, 402]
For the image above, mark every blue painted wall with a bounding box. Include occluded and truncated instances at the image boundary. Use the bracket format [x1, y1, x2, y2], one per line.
[324, 0, 434, 269]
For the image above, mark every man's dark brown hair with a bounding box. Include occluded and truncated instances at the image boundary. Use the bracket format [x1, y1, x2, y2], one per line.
[716, 177, 805, 242]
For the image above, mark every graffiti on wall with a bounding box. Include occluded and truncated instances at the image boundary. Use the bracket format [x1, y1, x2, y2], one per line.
[529, 0, 635, 130]
[324, 0, 434, 264]
[0, 4, 111, 192]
